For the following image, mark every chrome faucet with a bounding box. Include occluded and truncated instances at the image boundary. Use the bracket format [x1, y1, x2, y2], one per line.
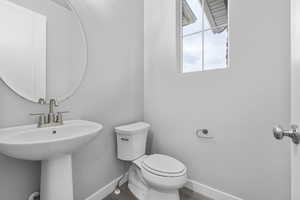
[31, 98, 69, 128]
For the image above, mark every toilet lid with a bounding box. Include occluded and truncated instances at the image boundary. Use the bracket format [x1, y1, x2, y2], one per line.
[142, 154, 186, 175]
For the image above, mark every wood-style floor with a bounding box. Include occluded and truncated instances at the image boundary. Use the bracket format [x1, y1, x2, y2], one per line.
[103, 183, 213, 200]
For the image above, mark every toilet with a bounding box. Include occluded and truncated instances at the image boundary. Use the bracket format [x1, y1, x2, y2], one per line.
[115, 122, 187, 200]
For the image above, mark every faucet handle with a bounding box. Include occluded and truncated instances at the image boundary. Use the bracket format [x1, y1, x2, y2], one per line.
[58, 111, 70, 114]
[56, 111, 70, 124]
[30, 113, 46, 127]
[57, 111, 70, 116]
[30, 113, 45, 116]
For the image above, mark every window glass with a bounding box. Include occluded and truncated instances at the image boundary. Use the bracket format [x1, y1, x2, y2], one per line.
[183, 32, 203, 73]
[203, 27, 228, 70]
[182, 0, 228, 73]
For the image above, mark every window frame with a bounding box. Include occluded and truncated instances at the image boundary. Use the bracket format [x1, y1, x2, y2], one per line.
[177, 0, 231, 74]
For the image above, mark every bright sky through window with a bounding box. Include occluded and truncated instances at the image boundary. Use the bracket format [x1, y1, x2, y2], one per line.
[182, 0, 228, 73]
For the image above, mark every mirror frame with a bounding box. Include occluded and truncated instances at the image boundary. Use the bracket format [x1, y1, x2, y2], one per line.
[0, 0, 88, 104]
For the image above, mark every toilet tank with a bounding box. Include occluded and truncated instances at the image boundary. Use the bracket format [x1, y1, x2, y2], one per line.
[115, 122, 150, 161]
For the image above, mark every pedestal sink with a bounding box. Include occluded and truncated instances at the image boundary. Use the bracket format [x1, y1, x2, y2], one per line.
[0, 120, 103, 200]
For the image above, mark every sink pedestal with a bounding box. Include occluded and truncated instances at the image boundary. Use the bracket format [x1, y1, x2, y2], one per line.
[41, 155, 74, 200]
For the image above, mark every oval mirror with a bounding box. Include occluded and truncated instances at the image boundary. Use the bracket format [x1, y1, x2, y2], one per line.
[0, 0, 87, 103]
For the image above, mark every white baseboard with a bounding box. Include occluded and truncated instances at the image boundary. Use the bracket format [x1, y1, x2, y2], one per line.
[85, 173, 243, 200]
[185, 179, 244, 200]
[85, 173, 128, 200]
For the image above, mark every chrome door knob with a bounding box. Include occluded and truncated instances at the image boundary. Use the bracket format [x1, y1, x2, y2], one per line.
[273, 125, 300, 144]
[273, 126, 284, 140]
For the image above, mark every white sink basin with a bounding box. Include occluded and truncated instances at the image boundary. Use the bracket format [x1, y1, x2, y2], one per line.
[0, 120, 103, 160]
[0, 120, 103, 200]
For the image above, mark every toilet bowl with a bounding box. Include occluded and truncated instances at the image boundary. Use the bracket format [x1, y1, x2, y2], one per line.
[128, 154, 187, 200]
[115, 122, 187, 200]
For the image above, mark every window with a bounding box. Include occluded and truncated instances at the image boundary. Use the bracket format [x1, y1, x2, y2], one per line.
[181, 0, 229, 73]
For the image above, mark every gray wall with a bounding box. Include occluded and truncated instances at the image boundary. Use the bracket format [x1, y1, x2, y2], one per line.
[0, 0, 292, 199]
[0, 0, 144, 199]
[144, 0, 291, 200]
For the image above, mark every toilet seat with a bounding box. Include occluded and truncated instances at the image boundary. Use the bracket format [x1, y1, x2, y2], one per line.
[142, 154, 186, 177]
